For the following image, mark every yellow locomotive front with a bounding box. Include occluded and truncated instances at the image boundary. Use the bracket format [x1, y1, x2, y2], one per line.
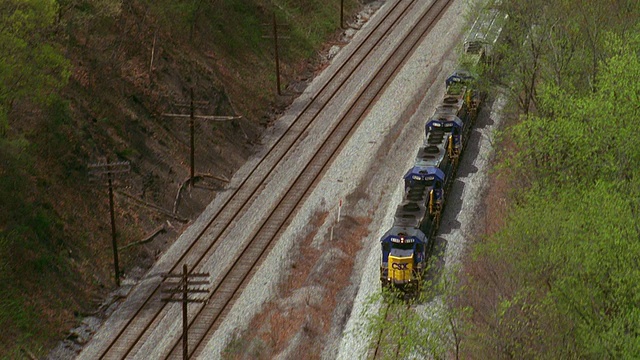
[380, 229, 428, 294]
[388, 249, 414, 285]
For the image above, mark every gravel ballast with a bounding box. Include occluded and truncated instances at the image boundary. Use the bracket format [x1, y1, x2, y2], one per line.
[200, 0, 493, 358]
[61, 0, 509, 358]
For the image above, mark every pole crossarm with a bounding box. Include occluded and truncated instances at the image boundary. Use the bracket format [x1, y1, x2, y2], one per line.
[88, 161, 131, 177]
[161, 113, 242, 121]
[172, 100, 210, 107]
[163, 87, 242, 182]
[161, 298, 209, 304]
[162, 272, 209, 278]
[88, 161, 131, 169]
[162, 288, 210, 294]
[161, 263, 211, 359]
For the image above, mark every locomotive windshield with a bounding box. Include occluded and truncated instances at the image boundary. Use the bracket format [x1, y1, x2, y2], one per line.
[410, 175, 434, 186]
[391, 242, 414, 251]
[429, 122, 455, 133]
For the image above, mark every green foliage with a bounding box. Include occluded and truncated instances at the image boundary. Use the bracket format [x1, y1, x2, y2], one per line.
[0, 0, 71, 134]
[493, 0, 640, 113]
[504, 30, 640, 189]
[145, 0, 358, 60]
[361, 273, 473, 359]
[0, 234, 9, 282]
[462, 25, 640, 359]
[0, 130, 71, 358]
[0, 137, 33, 226]
[37, 96, 87, 180]
[57, 0, 123, 29]
[0, 294, 38, 336]
[474, 182, 640, 358]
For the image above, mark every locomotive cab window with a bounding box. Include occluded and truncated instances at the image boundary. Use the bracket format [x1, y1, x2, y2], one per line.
[391, 242, 414, 251]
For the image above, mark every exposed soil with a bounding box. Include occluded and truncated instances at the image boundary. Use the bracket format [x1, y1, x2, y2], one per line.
[43, 2, 388, 358]
[223, 213, 370, 360]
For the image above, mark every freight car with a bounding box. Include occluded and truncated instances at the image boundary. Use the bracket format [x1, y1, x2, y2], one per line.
[463, 6, 508, 64]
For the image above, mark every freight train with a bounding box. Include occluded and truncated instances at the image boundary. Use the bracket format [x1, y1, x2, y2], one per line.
[379, 4, 506, 295]
[379, 73, 478, 293]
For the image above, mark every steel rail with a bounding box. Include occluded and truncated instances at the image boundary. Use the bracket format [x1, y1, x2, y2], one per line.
[89, 1, 416, 359]
[371, 303, 391, 360]
[166, 0, 454, 358]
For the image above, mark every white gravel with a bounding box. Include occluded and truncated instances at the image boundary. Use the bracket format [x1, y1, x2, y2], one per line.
[199, 0, 485, 358]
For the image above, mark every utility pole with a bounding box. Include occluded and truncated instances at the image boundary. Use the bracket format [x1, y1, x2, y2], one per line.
[340, 0, 345, 29]
[162, 88, 241, 184]
[88, 159, 131, 286]
[162, 264, 210, 360]
[263, 12, 290, 95]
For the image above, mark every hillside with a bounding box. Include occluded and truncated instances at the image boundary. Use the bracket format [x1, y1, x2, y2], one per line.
[0, 0, 365, 357]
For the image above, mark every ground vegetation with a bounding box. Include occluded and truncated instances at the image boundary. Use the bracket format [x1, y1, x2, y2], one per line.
[0, 0, 362, 357]
[365, 0, 640, 358]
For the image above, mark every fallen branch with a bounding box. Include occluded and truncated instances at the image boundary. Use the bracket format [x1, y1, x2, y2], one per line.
[149, 28, 158, 74]
[198, 172, 229, 183]
[20, 348, 37, 360]
[117, 190, 188, 223]
[193, 183, 217, 191]
[173, 176, 192, 214]
[119, 225, 166, 251]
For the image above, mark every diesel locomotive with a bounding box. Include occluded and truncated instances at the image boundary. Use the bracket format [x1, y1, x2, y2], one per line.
[379, 3, 505, 295]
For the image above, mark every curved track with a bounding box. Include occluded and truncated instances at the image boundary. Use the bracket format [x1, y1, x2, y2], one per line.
[79, 0, 454, 358]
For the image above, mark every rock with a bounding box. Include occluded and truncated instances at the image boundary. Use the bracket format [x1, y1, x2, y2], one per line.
[327, 45, 341, 61]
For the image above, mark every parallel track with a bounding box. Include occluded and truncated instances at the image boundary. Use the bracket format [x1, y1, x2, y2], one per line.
[81, 0, 454, 358]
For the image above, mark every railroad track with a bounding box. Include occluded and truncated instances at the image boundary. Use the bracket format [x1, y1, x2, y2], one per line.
[370, 301, 412, 360]
[371, 303, 392, 360]
[79, 0, 453, 358]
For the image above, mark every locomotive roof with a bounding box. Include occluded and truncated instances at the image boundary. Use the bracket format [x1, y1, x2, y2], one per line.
[404, 185, 429, 202]
[426, 116, 464, 131]
[415, 142, 448, 168]
[434, 103, 464, 119]
[380, 226, 427, 244]
[446, 69, 475, 87]
[441, 90, 467, 111]
[403, 165, 446, 183]
[393, 200, 428, 228]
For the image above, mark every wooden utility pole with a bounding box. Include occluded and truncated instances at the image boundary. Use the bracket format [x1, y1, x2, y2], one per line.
[341, 0, 345, 29]
[88, 160, 131, 286]
[162, 88, 241, 184]
[272, 12, 281, 95]
[263, 12, 290, 95]
[162, 264, 210, 360]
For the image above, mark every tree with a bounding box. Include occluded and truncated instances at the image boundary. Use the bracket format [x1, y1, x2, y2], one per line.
[459, 25, 640, 359]
[0, 0, 71, 135]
